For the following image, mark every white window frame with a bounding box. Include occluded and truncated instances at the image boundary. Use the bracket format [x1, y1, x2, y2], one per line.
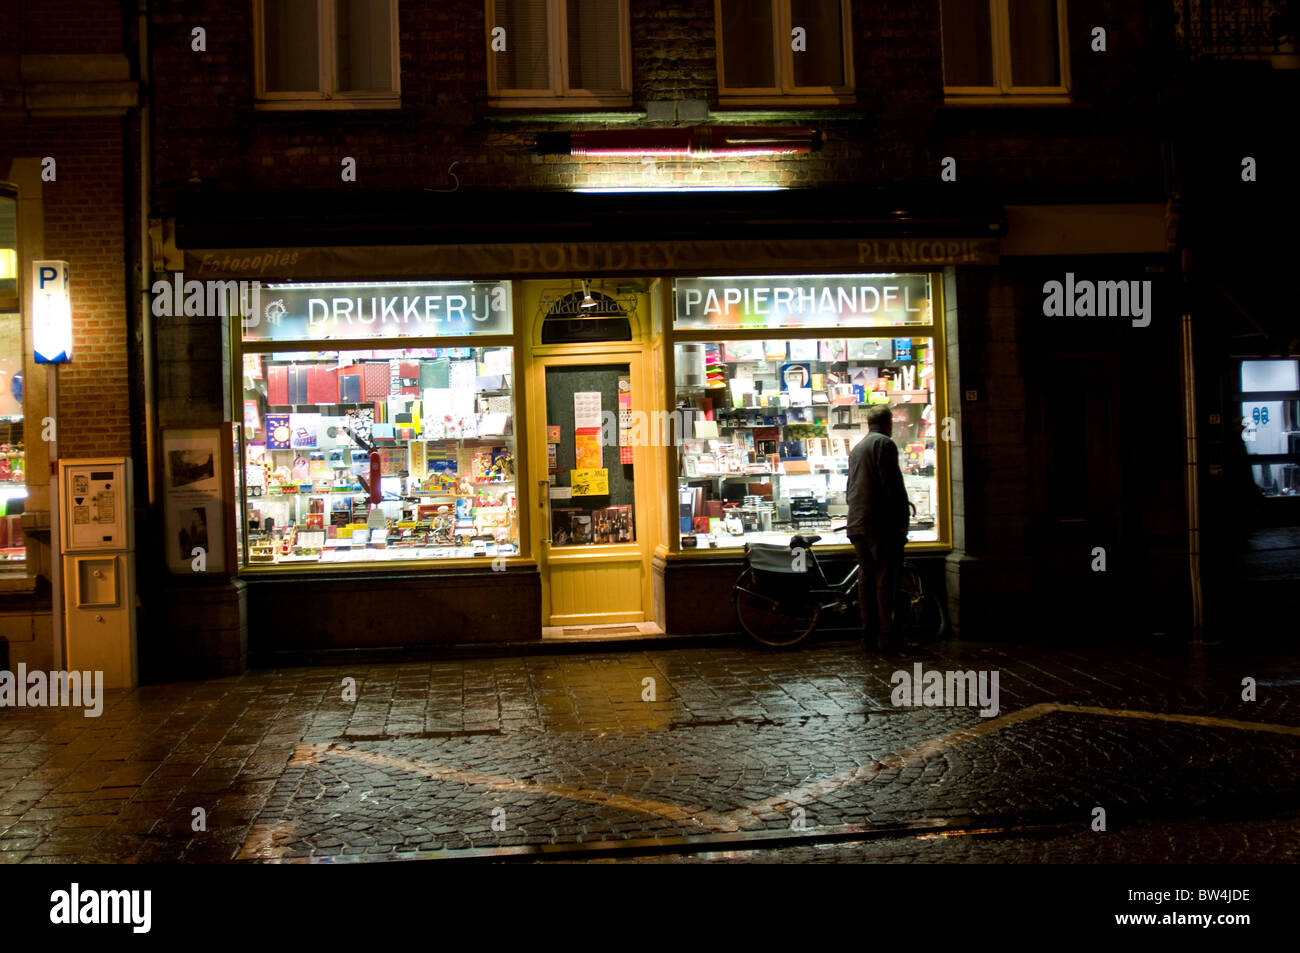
[253, 0, 401, 111]
[486, 0, 632, 108]
[715, 0, 855, 106]
[942, 0, 1071, 104]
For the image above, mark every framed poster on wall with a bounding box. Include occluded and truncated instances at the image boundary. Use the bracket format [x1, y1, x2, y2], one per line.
[162, 425, 235, 574]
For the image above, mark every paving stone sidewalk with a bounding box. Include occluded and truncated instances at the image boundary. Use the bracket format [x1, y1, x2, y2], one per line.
[1, 639, 1298, 863]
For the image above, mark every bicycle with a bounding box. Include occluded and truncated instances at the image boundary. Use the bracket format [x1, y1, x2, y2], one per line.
[732, 518, 947, 648]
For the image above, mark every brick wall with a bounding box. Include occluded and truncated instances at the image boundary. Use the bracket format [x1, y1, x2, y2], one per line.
[0, 121, 132, 459]
[148, 0, 1171, 200]
[17, 0, 124, 55]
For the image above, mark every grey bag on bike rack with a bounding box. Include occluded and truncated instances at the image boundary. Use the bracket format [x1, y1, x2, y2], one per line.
[746, 543, 806, 575]
[748, 543, 806, 595]
[744, 543, 814, 610]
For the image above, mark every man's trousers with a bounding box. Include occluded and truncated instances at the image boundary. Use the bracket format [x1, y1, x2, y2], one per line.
[849, 533, 904, 650]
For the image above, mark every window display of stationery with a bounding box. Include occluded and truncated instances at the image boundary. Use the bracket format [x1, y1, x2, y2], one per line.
[674, 335, 939, 547]
[241, 346, 517, 565]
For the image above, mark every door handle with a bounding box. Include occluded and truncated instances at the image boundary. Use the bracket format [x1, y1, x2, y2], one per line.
[538, 480, 551, 549]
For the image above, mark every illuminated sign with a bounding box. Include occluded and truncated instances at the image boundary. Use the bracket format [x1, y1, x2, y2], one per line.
[673, 274, 931, 330]
[33, 260, 72, 363]
[242, 281, 512, 342]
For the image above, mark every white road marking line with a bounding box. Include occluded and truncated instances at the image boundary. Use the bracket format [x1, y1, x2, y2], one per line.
[323, 744, 743, 832]
[239, 704, 1300, 857]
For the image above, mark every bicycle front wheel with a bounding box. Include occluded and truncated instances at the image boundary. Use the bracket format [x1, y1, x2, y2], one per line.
[733, 569, 820, 647]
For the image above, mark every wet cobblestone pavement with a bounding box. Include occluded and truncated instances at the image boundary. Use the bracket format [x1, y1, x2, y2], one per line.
[1, 639, 1298, 863]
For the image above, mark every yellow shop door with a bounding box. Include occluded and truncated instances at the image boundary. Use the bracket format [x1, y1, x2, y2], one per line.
[529, 351, 654, 627]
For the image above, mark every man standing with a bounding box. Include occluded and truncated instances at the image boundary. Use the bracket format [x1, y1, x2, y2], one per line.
[845, 406, 911, 652]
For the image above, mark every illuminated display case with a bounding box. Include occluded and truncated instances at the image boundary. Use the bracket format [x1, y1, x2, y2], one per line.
[236, 281, 517, 567]
[0, 194, 22, 566]
[671, 273, 944, 550]
[1239, 359, 1300, 497]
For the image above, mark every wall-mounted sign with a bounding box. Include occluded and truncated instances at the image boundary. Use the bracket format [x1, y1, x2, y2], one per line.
[183, 239, 1001, 281]
[242, 280, 512, 342]
[33, 260, 72, 363]
[673, 274, 932, 330]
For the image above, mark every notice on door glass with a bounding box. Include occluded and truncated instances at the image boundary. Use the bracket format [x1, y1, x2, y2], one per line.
[574, 430, 602, 469]
[574, 391, 602, 430]
[571, 468, 609, 496]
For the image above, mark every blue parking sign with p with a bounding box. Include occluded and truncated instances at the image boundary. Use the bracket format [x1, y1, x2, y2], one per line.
[33, 259, 72, 364]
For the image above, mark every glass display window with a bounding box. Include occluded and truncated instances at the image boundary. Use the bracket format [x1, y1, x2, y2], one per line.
[0, 310, 25, 567]
[673, 333, 940, 549]
[0, 193, 22, 567]
[1238, 359, 1300, 497]
[544, 363, 636, 547]
[238, 345, 517, 565]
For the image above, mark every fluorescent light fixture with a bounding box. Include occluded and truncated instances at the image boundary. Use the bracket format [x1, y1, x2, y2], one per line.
[572, 186, 787, 193]
[693, 273, 914, 281]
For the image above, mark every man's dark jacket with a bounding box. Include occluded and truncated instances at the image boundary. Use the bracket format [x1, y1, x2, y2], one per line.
[845, 428, 909, 539]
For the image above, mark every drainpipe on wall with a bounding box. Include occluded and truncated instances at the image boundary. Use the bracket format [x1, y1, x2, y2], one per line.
[138, 0, 156, 505]
[1181, 263, 1204, 642]
[1165, 119, 1203, 642]
[1180, 219, 1206, 642]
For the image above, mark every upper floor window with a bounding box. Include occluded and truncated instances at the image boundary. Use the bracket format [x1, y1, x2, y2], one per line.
[254, 0, 400, 109]
[942, 0, 1070, 102]
[715, 0, 854, 105]
[487, 0, 632, 108]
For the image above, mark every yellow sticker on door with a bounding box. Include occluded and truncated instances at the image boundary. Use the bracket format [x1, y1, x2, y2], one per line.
[571, 468, 609, 496]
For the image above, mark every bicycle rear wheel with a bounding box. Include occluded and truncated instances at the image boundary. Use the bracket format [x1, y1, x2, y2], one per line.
[733, 569, 820, 647]
[895, 562, 947, 643]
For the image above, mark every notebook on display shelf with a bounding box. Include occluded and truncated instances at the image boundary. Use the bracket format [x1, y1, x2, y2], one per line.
[308, 365, 339, 405]
[267, 365, 289, 405]
[287, 365, 310, 404]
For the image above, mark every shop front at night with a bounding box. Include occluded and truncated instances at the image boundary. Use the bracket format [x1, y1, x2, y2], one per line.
[152, 211, 1006, 663]
[146, 188, 1185, 673]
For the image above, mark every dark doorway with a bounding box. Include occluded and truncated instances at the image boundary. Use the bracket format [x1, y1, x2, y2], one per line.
[1027, 352, 1124, 637]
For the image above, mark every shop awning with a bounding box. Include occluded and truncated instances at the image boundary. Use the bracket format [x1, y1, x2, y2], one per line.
[163, 186, 1008, 251]
[156, 186, 1013, 280]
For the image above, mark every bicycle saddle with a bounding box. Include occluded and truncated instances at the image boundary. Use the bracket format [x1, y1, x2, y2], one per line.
[789, 534, 821, 548]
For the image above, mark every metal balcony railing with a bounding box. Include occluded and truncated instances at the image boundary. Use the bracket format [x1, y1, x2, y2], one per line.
[1175, 0, 1299, 57]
